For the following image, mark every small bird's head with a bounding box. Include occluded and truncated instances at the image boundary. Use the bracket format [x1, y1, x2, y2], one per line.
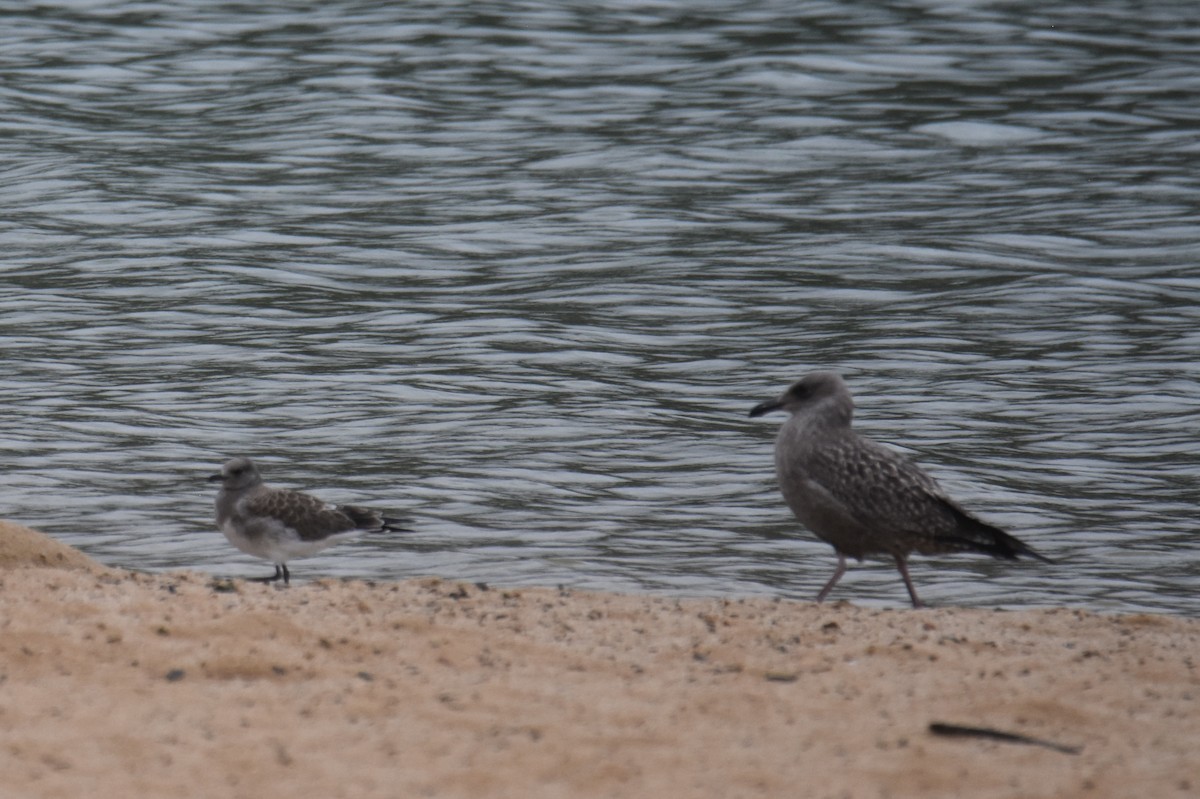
[208, 456, 263, 491]
[749, 371, 853, 423]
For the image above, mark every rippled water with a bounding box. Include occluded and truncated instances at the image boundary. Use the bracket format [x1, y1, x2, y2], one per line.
[2, 1, 1198, 614]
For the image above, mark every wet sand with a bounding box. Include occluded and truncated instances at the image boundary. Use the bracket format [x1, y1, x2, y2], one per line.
[0, 519, 1195, 798]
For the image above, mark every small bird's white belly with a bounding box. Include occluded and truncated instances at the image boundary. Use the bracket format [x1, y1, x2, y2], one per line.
[220, 520, 350, 564]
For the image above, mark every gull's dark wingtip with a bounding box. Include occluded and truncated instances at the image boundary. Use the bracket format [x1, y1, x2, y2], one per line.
[1021, 545, 1054, 565]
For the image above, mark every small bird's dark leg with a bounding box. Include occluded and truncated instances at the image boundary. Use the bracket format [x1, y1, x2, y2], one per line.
[894, 555, 924, 608]
[815, 554, 848, 603]
[250, 565, 285, 583]
[280, 563, 290, 585]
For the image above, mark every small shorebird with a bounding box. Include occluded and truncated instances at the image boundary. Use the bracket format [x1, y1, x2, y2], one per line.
[749, 371, 1049, 607]
[208, 456, 409, 584]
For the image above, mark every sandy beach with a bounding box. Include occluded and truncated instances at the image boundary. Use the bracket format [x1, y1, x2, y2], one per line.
[0, 519, 1195, 798]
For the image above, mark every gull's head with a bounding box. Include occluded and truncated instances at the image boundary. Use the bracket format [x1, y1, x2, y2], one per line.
[749, 371, 852, 423]
[208, 456, 263, 491]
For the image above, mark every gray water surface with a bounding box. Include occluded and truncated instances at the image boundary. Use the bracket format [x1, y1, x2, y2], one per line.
[2, 1, 1198, 613]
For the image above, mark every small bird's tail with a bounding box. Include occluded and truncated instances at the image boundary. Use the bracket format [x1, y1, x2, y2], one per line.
[380, 516, 413, 534]
[340, 504, 414, 534]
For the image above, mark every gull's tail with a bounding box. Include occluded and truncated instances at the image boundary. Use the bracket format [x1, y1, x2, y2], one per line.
[933, 500, 1052, 563]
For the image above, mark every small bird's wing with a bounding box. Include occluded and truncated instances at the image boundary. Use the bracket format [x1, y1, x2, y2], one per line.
[242, 489, 368, 542]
